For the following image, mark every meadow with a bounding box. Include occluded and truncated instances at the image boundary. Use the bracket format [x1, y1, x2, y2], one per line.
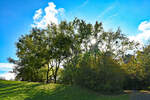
[0, 80, 129, 100]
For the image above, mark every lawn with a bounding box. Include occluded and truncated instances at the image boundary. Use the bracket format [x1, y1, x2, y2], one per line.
[0, 80, 129, 100]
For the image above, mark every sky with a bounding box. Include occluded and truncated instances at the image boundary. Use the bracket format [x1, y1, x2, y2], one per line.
[1, 0, 150, 79]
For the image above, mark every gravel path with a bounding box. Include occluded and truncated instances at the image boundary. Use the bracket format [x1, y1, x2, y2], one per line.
[130, 91, 150, 100]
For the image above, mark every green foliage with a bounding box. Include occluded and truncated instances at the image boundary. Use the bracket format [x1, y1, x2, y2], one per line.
[122, 55, 146, 89]
[122, 45, 150, 90]
[61, 52, 125, 93]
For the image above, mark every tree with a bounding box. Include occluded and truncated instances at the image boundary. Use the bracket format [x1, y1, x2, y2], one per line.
[8, 28, 47, 81]
[9, 21, 74, 83]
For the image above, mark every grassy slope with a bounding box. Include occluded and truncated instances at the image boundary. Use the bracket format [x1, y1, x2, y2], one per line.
[0, 80, 129, 100]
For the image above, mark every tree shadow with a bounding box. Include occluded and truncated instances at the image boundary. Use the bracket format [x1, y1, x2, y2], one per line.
[0, 81, 41, 98]
[24, 85, 67, 100]
[24, 85, 100, 100]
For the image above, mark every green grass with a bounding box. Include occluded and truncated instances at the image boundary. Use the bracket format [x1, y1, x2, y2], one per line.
[0, 80, 129, 100]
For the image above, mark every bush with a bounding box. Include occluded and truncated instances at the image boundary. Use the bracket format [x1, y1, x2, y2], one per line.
[61, 52, 125, 93]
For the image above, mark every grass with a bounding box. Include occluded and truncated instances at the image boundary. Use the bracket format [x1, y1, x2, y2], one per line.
[0, 80, 129, 100]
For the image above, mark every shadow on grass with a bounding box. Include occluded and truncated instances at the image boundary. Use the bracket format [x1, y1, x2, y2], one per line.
[24, 85, 68, 100]
[24, 85, 101, 100]
[0, 81, 40, 98]
[0, 80, 129, 100]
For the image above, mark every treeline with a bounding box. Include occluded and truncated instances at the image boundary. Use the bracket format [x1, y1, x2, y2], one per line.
[9, 18, 150, 93]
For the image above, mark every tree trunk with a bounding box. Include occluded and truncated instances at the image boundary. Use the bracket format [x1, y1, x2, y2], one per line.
[46, 64, 50, 83]
[53, 59, 60, 83]
[54, 66, 59, 83]
[54, 75, 57, 83]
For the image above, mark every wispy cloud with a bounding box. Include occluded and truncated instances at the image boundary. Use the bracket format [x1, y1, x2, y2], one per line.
[97, 2, 120, 22]
[0, 63, 15, 80]
[0, 63, 14, 71]
[32, 2, 65, 29]
[98, 4, 116, 19]
[33, 9, 42, 20]
[74, 0, 89, 11]
[129, 20, 150, 45]
[107, 13, 118, 19]
[99, 13, 118, 22]
[79, 0, 89, 8]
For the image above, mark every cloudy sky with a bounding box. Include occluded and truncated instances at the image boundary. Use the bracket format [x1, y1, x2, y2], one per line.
[1, 0, 150, 79]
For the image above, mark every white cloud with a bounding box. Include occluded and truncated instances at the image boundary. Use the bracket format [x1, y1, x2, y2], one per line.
[0, 63, 14, 68]
[0, 63, 15, 80]
[129, 20, 150, 45]
[32, 2, 65, 29]
[0, 63, 14, 71]
[0, 72, 15, 80]
[33, 9, 42, 20]
[139, 21, 150, 31]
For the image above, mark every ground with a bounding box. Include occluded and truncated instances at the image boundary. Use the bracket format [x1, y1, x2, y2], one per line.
[130, 90, 150, 100]
[0, 80, 129, 100]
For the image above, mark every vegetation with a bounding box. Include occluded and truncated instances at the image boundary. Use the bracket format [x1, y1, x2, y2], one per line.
[61, 52, 125, 93]
[0, 80, 129, 100]
[8, 18, 150, 93]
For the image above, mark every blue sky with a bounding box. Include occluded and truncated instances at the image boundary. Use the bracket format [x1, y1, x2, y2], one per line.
[1, 0, 150, 78]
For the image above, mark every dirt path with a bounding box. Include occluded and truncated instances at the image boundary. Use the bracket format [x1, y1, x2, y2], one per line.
[130, 91, 150, 100]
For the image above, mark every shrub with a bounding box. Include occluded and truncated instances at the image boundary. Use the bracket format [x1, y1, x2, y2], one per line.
[61, 52, 125, 93]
